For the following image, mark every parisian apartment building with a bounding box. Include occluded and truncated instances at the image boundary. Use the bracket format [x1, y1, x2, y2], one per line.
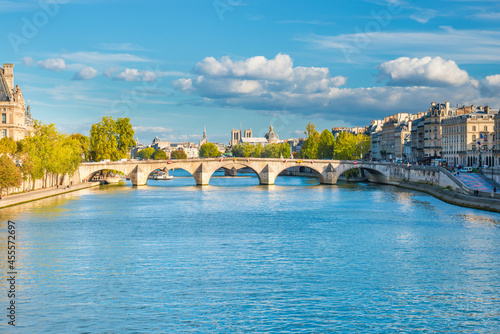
[368, 101, 500, 167]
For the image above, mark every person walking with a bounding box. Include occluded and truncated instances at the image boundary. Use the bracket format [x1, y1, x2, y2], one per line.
[494, 187, 497, 193]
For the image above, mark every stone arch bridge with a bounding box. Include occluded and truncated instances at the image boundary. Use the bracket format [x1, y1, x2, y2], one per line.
[77, 158, 394, 186]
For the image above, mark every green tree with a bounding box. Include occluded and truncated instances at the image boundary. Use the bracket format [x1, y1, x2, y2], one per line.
[317, 129, 335, 159]
[335, 133, 370, 160]
[69, 133, 90, 161]
[137, 147, 155, 160]
[199, 143, 221, 158]
[21, 121, 83, 187]
[232, 143, 263, 157]
[48, 136, 82, 183]
[0, 155, 22, 195]
[261, 143, 291, 158]
[0, 137, 17, 155]
[152, 149, 168, 160]
[261, 144, 279, 158]
[116, 117, 136, 155]
[171, 150, 187, 159]
[89, 116, 135, 161]
[21, 121, 59, 188]
[300, 122, 320, 159]
[280, 142, 291, 158]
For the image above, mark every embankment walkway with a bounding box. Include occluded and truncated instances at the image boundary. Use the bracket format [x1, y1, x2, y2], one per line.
[0, 182, 100, 209]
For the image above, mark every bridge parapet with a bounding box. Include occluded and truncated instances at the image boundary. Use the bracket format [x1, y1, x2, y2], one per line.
[77, 159, 414, 187]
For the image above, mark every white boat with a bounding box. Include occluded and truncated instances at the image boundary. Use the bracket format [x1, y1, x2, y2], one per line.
[149, 170, 173, 180]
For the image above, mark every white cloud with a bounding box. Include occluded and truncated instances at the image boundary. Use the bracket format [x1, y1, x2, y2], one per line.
[480, 75, 500, 97]
[173, 78, 194, 91]
[409, 9, 437, 24]
[22, 57, 34, 66]
[176, 54, 347, 98]
[174, 54, 500, 123]
[113, 68, 156, 82]
[103, 67, 120, 77]
[377, 56, 471, 87]
[61, 51, 151, 64]
[133, 126, 174, 134]
[473, 12, 500, 20]
[37, 58, 67, 71]
[73, 66, 98, 80]
[99, 43, 149, 51]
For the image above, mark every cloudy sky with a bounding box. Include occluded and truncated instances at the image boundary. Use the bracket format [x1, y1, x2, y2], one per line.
[2, 0, 500, 144]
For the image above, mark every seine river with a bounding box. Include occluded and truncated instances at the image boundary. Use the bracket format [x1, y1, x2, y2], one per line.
[1, 171, 500, 333]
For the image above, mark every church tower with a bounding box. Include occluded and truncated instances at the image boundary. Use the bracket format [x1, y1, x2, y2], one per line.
[200, 124, 208, 146]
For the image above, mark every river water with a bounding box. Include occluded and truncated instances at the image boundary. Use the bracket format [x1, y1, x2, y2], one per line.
[1, 171, 500, 333]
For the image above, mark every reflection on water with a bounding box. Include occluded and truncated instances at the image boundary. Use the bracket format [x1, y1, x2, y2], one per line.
[1, 176, 500, 333]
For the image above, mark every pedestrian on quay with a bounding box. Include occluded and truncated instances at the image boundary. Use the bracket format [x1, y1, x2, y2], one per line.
[494, 187, 497, 193]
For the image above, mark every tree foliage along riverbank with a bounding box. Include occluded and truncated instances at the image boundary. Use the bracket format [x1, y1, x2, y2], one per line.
[300, 122, 370, 160]
[1, 116, 134, 194]
[0, 121, 85, 191]
[199, 143, 221, 158]
[20, 121, 83, 188]
[0, 154, 22, 194]
[171, 150, 187, 159]
[89, 116, 135, 162]
[232, 142, 291, 158]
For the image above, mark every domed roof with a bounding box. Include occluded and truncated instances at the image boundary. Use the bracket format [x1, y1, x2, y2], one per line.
[265, 125, 279, 141]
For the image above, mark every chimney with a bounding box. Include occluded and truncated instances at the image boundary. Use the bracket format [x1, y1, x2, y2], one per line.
[2, 64, 14, 91]
[445, 101, 450, 112]
[431, 102, 436, 107]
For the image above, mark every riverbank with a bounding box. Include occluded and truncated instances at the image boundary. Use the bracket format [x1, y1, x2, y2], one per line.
[0, 182, 100, 209]
[395, 181, 500, 213]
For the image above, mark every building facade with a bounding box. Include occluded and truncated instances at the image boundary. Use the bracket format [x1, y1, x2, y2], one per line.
[230, 125, 280, 146]
[442, 110, 497, 167]
[0, 63, 33, 140]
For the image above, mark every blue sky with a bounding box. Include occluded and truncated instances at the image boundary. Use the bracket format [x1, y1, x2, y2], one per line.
[2, 0, 500, 144]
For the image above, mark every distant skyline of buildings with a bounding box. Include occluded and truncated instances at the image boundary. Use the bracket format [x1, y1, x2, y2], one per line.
[5, 62, 500, 168]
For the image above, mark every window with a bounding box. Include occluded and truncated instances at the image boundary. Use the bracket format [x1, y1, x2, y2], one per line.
[472, 126, 476, 131]
[1, 108, 5, 111]
[1, 129, 6, 138]
[485, 126, 488, 131]
[1, 113, 5, 124]
[484, 135, 488, 142]
[473, 135, 476, 141]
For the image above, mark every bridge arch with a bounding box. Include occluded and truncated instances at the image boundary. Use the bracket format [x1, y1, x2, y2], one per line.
[206, 162, 263, 185]
[334, 163, 390, 184]
[273, 164, 327, 184]
[79, 164, 136, 183]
